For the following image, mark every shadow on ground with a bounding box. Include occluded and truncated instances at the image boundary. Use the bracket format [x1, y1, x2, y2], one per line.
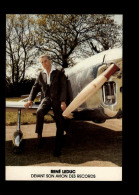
[5, 121, 122, 166]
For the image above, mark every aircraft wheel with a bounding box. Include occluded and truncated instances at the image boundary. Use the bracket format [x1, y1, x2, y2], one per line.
[12, 130, 24, 154]
[12, 139, 25, 154]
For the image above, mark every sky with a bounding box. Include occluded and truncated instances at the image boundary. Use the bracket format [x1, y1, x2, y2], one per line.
[113, 14, 123, 25]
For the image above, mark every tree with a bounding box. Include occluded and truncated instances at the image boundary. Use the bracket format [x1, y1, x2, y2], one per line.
[6, 14, 37, 85]
[34, 14, 122, 68]
[6, 14, 122, 87]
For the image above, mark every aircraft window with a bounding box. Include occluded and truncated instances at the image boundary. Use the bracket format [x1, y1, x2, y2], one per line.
[102, 81, 116, 105]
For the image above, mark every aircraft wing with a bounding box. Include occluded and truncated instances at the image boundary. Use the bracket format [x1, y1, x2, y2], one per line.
[6, 101, 39, 113]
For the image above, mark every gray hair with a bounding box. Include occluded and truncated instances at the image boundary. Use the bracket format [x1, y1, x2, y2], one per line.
[39, 53, 51, 60]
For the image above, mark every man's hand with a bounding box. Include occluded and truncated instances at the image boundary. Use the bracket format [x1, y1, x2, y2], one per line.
[24, 100, 33, 109]
[61, 102, 67, 112]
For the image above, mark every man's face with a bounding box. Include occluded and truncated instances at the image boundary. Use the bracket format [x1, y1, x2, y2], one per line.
[40, 57, 51, 69]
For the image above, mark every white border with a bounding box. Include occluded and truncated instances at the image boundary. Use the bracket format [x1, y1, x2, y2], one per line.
[6, 166, 122, 181]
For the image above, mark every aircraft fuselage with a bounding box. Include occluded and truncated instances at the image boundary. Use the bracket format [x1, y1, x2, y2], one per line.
[65, 48, 122, 122]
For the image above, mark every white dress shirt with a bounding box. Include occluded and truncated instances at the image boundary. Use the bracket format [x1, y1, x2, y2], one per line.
[43, 65, 56, 85]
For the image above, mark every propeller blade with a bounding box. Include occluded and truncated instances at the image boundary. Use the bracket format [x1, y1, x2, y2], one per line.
[63, 63, 120, 117]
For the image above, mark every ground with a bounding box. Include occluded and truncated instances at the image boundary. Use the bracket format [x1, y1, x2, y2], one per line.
[5, 119, 122, 167]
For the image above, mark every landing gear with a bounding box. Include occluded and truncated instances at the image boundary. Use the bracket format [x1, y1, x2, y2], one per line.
[12, 109, 24, 154]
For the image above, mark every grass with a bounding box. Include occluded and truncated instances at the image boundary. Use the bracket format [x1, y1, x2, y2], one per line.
[6, 97, 54, 126]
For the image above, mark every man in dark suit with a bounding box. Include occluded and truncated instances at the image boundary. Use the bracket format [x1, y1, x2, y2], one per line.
[24, 54, 67, 156]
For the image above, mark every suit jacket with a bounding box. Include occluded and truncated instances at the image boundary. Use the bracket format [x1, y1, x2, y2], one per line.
[28, 69, 67, 103]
